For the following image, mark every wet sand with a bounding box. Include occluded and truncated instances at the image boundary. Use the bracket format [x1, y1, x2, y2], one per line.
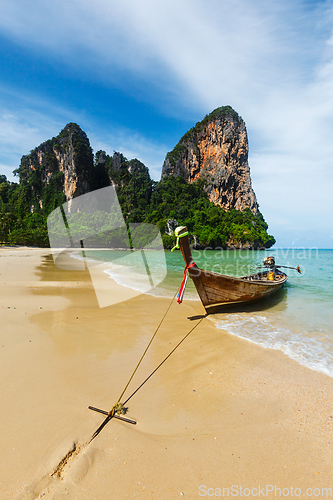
[0, 248, 332, 500]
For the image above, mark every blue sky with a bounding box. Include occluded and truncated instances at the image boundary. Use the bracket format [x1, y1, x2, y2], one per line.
[1, 0, 333, 247]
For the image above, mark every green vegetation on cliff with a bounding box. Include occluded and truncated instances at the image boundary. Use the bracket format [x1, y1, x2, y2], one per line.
[0, 175, 50, 246]
[139, 177, 274, 249]
[95, 151, 153, 219]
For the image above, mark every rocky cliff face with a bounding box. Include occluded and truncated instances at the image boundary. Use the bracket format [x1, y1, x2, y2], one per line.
[95, 151, 150, 179]
[94, 151, 152, 202]
[161, 106, 258, 213]
[17, 125, 153, 215]
[18, 123, 96, 210]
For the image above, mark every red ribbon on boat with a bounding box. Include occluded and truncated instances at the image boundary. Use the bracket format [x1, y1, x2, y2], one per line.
[177, 262, 197, 304]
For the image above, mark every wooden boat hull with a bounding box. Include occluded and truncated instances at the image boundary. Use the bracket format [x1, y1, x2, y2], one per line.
[188, 266, 287, 311]
[177, 228, 287, 312]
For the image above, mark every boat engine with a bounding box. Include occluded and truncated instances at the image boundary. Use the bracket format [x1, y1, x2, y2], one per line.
[264, 256, 275, 267]
[263, 256, 276, 280]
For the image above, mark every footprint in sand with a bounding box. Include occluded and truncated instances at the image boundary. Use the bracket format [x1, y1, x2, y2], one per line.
[15, 439, 99, 499]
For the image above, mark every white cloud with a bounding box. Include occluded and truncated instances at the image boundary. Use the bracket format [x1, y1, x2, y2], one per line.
[0, 112, 59, 181]
[1, 0, 328, 105]
[0, 86, 75, 180]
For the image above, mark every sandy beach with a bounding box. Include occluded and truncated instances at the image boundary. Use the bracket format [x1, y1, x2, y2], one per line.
[0, 247, 332, 500]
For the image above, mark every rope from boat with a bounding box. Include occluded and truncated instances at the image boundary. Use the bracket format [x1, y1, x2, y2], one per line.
[114, 286, 180, 410]
[90, 226, 202, 436]
[97, 270, 202, 417]
[89, 310, 205, 442]
[113, 230, 194, 410]
[123, 314, 206, 406]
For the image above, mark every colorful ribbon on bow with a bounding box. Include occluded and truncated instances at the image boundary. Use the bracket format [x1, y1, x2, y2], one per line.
[177, 262, 197, 304]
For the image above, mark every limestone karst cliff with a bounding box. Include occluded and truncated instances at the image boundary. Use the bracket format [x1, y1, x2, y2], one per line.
[16, 124, 152, 215]
[162, 106, 258, 213]
[16, 123, 96, 211]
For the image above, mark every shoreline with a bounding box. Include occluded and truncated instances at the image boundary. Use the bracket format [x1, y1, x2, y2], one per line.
[0, 247, 332, 499]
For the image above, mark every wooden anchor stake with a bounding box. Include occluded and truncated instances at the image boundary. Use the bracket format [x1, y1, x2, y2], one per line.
[89, 405, 137, 424]
[88, 405, 136, 442]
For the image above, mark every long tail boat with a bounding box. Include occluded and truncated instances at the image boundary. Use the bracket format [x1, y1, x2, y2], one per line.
[173, 226, 301, 313]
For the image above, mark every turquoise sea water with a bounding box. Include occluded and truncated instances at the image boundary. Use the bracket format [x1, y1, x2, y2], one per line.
[82, 248, 333, 378]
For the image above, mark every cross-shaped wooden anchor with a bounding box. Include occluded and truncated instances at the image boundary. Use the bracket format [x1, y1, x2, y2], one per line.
[88, 405, 137, 425]
[88, 405, 137, 442]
